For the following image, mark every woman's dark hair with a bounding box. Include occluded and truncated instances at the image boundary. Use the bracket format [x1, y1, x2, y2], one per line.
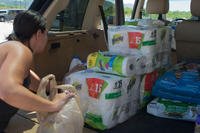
[7, 10, 46, 42]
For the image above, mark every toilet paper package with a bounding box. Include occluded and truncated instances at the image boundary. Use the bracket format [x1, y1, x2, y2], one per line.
[64, 70, 140, 130]
[87, 52, 142, 76]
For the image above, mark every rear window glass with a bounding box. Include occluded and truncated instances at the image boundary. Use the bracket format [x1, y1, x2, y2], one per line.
[167, 0, 191, 21]
[142, 0, 191, 20]
[50, 0, 89, 31]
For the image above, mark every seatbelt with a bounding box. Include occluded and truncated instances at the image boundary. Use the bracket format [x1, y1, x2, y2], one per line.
[99, 5, 108, 42]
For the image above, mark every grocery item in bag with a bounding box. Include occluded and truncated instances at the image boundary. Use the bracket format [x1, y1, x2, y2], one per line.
[37, 74, 84, 133]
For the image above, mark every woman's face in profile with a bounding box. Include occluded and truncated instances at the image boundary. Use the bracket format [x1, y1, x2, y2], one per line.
[34, 29, 48, 54]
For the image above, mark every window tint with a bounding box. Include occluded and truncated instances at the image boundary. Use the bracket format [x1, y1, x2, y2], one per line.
[50, 0, 89, 31]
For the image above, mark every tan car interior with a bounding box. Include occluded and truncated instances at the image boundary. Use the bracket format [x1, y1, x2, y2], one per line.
[6, 0, 199, 132]
[32, 0, 107, 82]
[146, 0, 169, 21]
[175, 0, 200, 62]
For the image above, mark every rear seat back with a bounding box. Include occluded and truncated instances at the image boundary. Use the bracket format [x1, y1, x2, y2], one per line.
[175, 0, 200, 62]
[146, 0, 169, 21]
[146, 0, 169, 15]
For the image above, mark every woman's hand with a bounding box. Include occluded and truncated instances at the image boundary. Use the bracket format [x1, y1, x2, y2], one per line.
[51, 91, 75, 112]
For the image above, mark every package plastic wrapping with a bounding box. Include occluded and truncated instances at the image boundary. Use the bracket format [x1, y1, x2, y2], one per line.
[64, 70, 141, 130]
[87, 51, 145, 76]
[117, 75, 141, 123]
[144, 53, 159, 73]
[107, 25, 172, 73]
[156, 26, 172, 53]
[160, 51, 171, 67]
[139, 70, 159, 108]
[107, 26, 130, 54]
[108, 26, 157, 55]
[37, 74, 84, 133]
[152, 62, 200, 104]
[147, 98, 200, 121]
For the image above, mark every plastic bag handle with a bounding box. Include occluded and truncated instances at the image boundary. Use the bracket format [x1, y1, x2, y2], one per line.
[37, 74, 57, 101]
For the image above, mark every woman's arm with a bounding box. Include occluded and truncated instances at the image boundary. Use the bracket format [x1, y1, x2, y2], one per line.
[29, 69, 41, 93]
[0, 43, 73, 112]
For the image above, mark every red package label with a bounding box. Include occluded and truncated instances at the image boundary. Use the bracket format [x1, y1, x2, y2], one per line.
[86, 78, 105, 99]
[128, 32, 143, 49]
[144, 71, 158, 91]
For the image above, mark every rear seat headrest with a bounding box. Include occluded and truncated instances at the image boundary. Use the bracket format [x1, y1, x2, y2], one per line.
[146, 0, 169, 14]
[191, 0, 200, 17]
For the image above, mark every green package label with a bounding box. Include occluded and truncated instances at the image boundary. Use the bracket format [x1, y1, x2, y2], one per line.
[85, 112, 107, 130]
[158, 98, 196, 114]
[105, 91, 122, 99]
[142, 40, 156, 46]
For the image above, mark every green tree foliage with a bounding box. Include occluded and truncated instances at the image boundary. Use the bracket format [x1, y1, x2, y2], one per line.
[142, 8, 191, 20]
[103, 1, 115, 16]
[166, 11, 191, 20]
[124, 7, 132, 18]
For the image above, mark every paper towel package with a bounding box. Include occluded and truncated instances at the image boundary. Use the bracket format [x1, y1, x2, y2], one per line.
[126, 19, 166, 27]
[107, 26, 130, 54]
[147, 98, 200, 122]
[139, 70, 159, 108]
[63, 70, 141, 130]
[108, 26, 157, 55]
[107, 25, 172, 74]
[156, 26, 172, 53]
[87, 51, 145, 76]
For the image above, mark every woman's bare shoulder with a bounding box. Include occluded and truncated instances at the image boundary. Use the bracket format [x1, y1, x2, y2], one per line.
[1, 41, 32, 57]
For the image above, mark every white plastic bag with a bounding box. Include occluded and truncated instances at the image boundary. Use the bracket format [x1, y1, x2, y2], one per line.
[36, 74, 84, 133]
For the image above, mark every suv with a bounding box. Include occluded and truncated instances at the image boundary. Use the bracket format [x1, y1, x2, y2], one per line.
[0, 9, 24, 22]
[4, 0, 199, 133]
[0, 10, 8, 22]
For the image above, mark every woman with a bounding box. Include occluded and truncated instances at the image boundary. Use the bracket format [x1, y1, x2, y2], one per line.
[0, 10, 74, 131]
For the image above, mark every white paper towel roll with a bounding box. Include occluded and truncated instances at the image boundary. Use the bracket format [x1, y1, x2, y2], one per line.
[87, 52, 138, 77]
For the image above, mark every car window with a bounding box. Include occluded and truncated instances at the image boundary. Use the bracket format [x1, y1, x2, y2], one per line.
[50, 0, 89, 31]
[142, 0, 191, 21]
[103, 0, 116, 25]
[167, 0, 191, 21]
[99, 0, 136, 28]
[124, 0, 135, 21]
